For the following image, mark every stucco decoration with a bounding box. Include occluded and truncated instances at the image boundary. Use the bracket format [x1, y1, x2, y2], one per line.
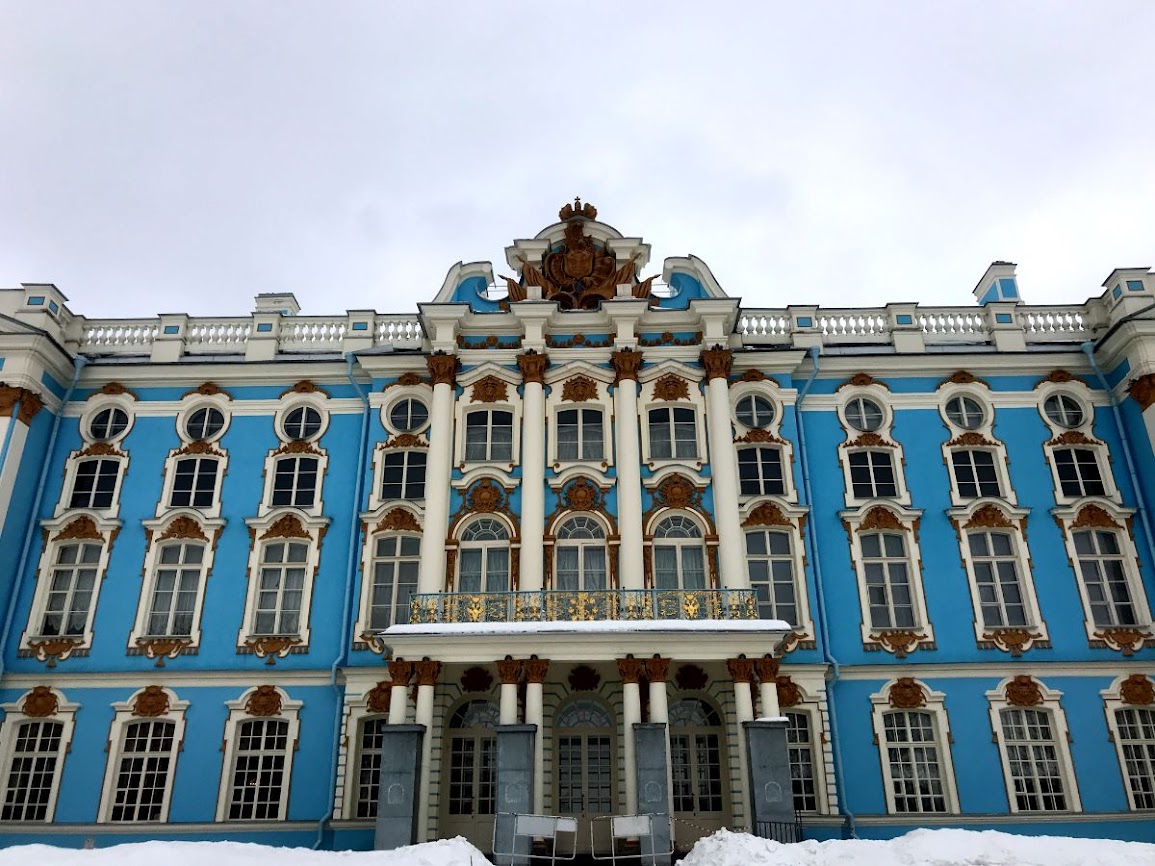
[26, 638, 85, 667]
[652, 373, 691, 402]
[22, 686, 59, 717]
[646, 656, 671, 683]
[547, 333, 613, 349]
[639, 331, 703, 347]
[275, 439, 323, 456]
[366, 681, 392, 713]
[857, 506, 906, 533]
[158, 516, 209, 543]
[561, 375, 598, 403]
[1120, 674, 1155, 705]
[80, 441, 127, 457]
[1071, 504, 1120, 529]
[135, 637, 194, 667]
[776, 676, 801, 708]
[617, 657, 645, 684]
[470, 375, 509, 404]
[244, 636, 301, 663]
[281, 380, 329, 398]
[700, 346, 733, 381]
[888, 678, 927, 709]
[516, 350, 550, 385]
[99, 382, 137, 398]
[869, 630, 929, 658]
[524, 657, 550, 684]
[651, 474, 702, 511]
[837, 373, 887, 391]
[415, 660, 442, 686]
[245, 685, 283, 716]
[568, 664, 600, 691]
[132, 686, 170, 717]
[183, 382, 232, 400]
[946, 431, 998, 447]
[741, 502, 793, 528]
[561, 477, 603, 512]
[982, 627, 1046, 656]
[1037, 369, 1088, 388]
[611, 349, 645, 383]
[500, 200, 656, 310]
[54, 516, 102, 541]
[374, 508, 422, 534]
[0, 385, 44, 424]
[387, 659, 415, 685]
[734, 428, 786, 444]
[1127, 374, 1155, 410]
[961, 504, 1016, 530]
[259, 514, 311, 540]
[463, 478, 510, 515]
[1005, 676, 1044, 707]
[1093, 627, 1152, 655]
[495, 658, 522, 685]
[843, 431, 898, 450]
[179, 440, 226, 456]
[386, 371, 428, 389]
[940, 370, 991, 389]
[1047, 430, 1095, 447]
[726, 657, 755, 684]
[675, 664, 708, 690]
[753, 656, 779, 683]
[426, 353, 459, 386]
[737, 369, 768, 383]
[383, 433, 427, 449]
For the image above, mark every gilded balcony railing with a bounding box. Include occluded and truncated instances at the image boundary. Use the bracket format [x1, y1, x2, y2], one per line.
[406, 588, 759, 625]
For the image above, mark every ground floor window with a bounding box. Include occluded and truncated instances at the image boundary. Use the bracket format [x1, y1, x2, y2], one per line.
[447, 701, 498, 817]
[785, 711, 817, 812]
[669, 699, 724, 813]
[556, 700, 614, 815]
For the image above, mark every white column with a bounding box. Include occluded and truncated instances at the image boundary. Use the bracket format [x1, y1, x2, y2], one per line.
[517, 352, 549, 591]
[525, 658, 549, 814]
[0, 388, 38, 533]
[612, 350, 645, 589]
[755, 657, 781, 718]
[702, 348, 748, 589]
[414, 660, 441, 841]
[387, 660, 412, 725]
[728, 658, 756, 827]
[618, 657, 644, 814]
[418, 356, 457, 595]
[497, 657, 522, 725]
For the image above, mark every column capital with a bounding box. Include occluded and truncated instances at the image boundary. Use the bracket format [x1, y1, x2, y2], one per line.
[524, 657, 550, 684]
[726, 657, 755, 684]
[617, 657, 645, 684]
[414, 660, 442, 687]
[426, 352, 459, 386]
[496, 657, 523, 684]
[644, 656, 670, 683]
[753, 656, 779, 683]
[516, 350, 550, 384]
[700, 345, 733, 381]
[611, 348, 645, 384]
[0, 385, 44, 425]
[388, 659, 415, 685]
[1128, 373, 1155, 410]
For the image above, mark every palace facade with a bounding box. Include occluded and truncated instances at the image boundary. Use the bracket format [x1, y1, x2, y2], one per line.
[0, 202, 1153, 852]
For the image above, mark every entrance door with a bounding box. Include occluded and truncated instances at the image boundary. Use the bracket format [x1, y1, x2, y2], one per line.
[555, 699, 615, 853]
[669, 698, 729, 851]
[440, 700, 499, 851]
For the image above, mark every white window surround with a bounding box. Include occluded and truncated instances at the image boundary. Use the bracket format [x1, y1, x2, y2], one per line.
[986, 676, 1081, 814]
[79, 394, 137, 448]
[937, 384, 1016, 507]
[869, 678, 960, 815]
[128, 512, 224, 658]
[444, 499, 520, 594]
[0, 687, 78, 823]
[454, 515, 514, 593]
[175, 394, 232, 445]
[546, 510, 617, 591]
[353, 508, 423, 652]
[949, 500, 1048, 654]
[1036, 381, 1119, 506]
[638, 362, 707, 471]
[1100, 674, 1155, 811]
[836, 385, 911, 509]
[239, 510, 329, 660]
[216, 686, 303, 823]
[337, 682, 392, 819]
[367, 438, 429, 512]
[21, 512, 119, 660]
[738, 497, 814, 641]
[381, 393, 431, 437]
[452, 366, 522, 471]
[730, 381, 798, 503]
[157, 445, 228, 519]
[643, 507, 717, 590]
[257, 445, 329, 519]
[841, 504, 933, 655]
[96, 686, 189, 823]
[1053, 500, 1153, 653]
[545, 365, 615, 472]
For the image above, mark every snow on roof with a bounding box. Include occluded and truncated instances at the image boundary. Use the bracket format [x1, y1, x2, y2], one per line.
[384, 618, 793, 637]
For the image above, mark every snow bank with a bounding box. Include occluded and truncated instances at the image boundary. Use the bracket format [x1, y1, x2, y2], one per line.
[0, 838, 494, 866]
[681, 828, 1155, 866]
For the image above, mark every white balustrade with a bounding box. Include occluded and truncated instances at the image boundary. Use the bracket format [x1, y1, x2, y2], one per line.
[79, 320, 159, 352]
[1022, 307, 1087, 340]
[185, 319, 252, 353]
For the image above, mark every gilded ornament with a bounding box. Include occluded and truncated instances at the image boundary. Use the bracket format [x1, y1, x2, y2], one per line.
[415, 660, 442, 686]
[495, 658, 522, 685]
[366, 682, 392, 714]
[281, 380, 328, 397]
[99, 382, 136, 398]
[470, 375, 510, 403]
[375, 508, 422, 534]
[700, 346, 733, 381]
[260, 515, 310, 540]
[1071, 504, 1119, 530]
[245, 636, 301, 662]
[158, 516, 208, 543]
[1127, 374, 1155, 411]
[652, 373, 691, 402]
[132, 686, 170, 717]
[426, 353, 459, 386]
[870, 630, 928, 658]
[654, 474, 700, 510]
[1005, 675, 1044, 707]
[742, 502, 792, 527]
[887, 678, 927, 709]
[1120, 674, 1155, 706]
[22, 686, 59, 718]
[388, 659, 415, 685]
[245, 685, 283, 716]
[383, 433, 427, 449]
[963, 504, 1014, 530]
[465, 478, 507, 513]
[562, 477, 601, 512]
[837, 373, 883, 391]
[616, 657, 645, 684]
[726, 657, 755, 684]
[754, 656, 780, 683]
[516, 351, 550, 385]
[858, 507, 905, 533]
[184, 382, 232, 399]
[645, 656, 671, 683]
[776, 676, 802, 708]
[0, 386, 44, 425]
[561, 376, 598, 402]
[524, 657, 550, 684]
[610, 349, 645, 383]
[1093, 627, 1151, 655]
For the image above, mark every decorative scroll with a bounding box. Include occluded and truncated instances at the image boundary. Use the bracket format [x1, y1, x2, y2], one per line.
[464, 478, 510, 514]
[982, 628, 1046, 656]
[742, 502, 793, 528]
[561, 376, 598, 402]
[179, 440, 225, 456]
[561, 477, 603, 512]
[183, 382, 232, 399]
[867, 630, 929, 658]
[639, 331, 703, 347]
[946, 432, 997, 447]
[837, 373, 885, 391]
[1071, 504, 1120, 530]
[383, 433, 428, 449]
[961, 504, 1015, 530]
[887, 678, 927, 709]
[21, 687, 58, 718]
[158, 516, 209, 543]
[1037, 369, 1086, 388]
[547, 333, 613, 349]
[132, 686, 170, 717]
[652, 373, 690, 402]
[274, 439, 322, 455]
[651, 474, 702, 511]
[1047, 431, 1094, 446]
[26, 638, 83, 667]
[244, 636, 301, 663]
[135, 637, 194, 667]
[858, 506, 905, 533]
[374, 508, 422, 533]
[734, 428, 786, 444]
[260, 515, 310, 540]
[1092, 627, 1152, 655]
[245, 685, 283, 716]
[843, 432, 897, 449]
[1005, 676, 1044, 707]
[470, 376, 509, 404]
[55, 516, 102, 541]
[940, 370, 990, 389]
[100, 382, 137, 398]
[386, 372, 428, 389]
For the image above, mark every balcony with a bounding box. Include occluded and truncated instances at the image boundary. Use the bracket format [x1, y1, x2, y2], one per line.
[406, 588, 759, 625]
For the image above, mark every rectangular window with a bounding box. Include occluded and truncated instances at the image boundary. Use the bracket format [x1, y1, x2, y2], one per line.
[0, 721, 64, 821]
[969, 531, 1028, 628]
[1115, 707, 1155, 810]
[670, 733, 723, 812]
[848, 450, 897, 498]
[861, 532, 915, 629]
[457, 546, 510, 593]
[368, 535, 420, 629]
[1074, 530, 1137, 627]
[951, 450, 1002, 499]
[648, 407, 697, 460]
[557, 408, 604, 462]
[145, 543, 204, 637]
[109, 720, 175, 822]
[465, 410, 513, 462]
[1054, 448, 1106, 497]
[69, 459, 120, 509]
[355, 718, 387, 818]
[883, 711, 947, 813]
[999, 708, 1068, 811]
[227, 719, 289, 820]
[745, 529, 798, 624]
[448, 735, 496, 816]
[271, 456, 319, 507]
[379, 451, 426, 500]
[254, 542, 308, 635]
[786, 712, 817, 812]
[738, 447, 785, 496]
[170, 457, 219, 508]
[40, 542, 102, 637]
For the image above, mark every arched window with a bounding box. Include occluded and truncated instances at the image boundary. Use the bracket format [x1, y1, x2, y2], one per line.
[458, 519, 510, 593]
[555, 517, 607, 591]
[669, 699, 724, 815]
[447, 701, 499, 817]
[653, 516, 706, 590]
[556, 700, 613, 816]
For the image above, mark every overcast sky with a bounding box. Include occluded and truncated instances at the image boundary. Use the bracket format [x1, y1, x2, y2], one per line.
[2, 2, 1153, 320]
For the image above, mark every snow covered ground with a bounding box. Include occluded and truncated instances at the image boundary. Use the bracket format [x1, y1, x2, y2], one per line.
[2, 829, 1153, 866]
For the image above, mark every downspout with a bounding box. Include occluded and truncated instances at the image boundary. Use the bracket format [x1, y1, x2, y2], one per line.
[0, 356, 88, 679]
[313, 353, 372, 849]
[793, 345, 857, 838]
[1080, 342, 1155, 577]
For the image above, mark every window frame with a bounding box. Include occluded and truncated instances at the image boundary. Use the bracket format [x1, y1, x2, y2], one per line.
[0, 689, 78, 823]
[555, 406, 607, 464]
[455, 516, 513, 593]
[216, 686, 303, 822]
[452, 369, 521, 469]
[545, 367, 615, 473]
[739, 505, 815, 641]
[1101, 675, 1155, 811]
[553, 515, 610, 592]
[1037, 382, 1118, 505]
[869, 679, 959, 815]
[377, 449, 427, 502]
[837, 384, 911, 508]
[645, 405, 699, 462]
[649, 513, 710, 591]
[737, 445, 787, 497]
[638, 365, 707, 471]
[360, 530, 422, 633]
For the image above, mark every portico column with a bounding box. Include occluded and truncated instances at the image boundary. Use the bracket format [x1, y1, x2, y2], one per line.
[645, 656, 674, 813]
[414, 659, 441, 840]
[727, 657, 756, 826]
[387, 660, 414, 725]
[618, 656, 644, 814]
[0, 387, 43, 533]
[496, 657, 523, 725]
[701, 347, 748, 589]
[611, 350, 646, 589]
[517, 351, 550, 591]
[418, 354, 458, 595]
[754, 656, 781, 718]
[524, 657, 550, 814]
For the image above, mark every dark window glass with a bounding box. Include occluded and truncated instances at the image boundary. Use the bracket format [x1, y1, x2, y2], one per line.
[69, 459, 121, 509]
[380, 451, 426, 500]
[649, 407, 697, 460]
[90, 407, 129, 441]
[1053, 448, 1105, 497]
[388, 399, 428, 433]
[736, 395, 776, 429]
[170, 457, 219, 508]
[185, 407, 225, 441]
[848, 450, 897, 498]
[271, 456, 319, 507]
[738, 447, 785, 496]
[952, 450, 1002, 498]
[283, 406, 322, 441]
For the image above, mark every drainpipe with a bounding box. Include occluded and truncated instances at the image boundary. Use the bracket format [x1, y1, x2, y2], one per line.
[793, 345, 857, 838]
[0, 357, 88, 679]
[313, 353, 373, 849]
[1080, 342, 1155, 576]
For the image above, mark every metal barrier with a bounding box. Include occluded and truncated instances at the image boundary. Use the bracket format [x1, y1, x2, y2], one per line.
[492, 812, 578, 866]
[753, 817, 804, 843]
[590, 814, 673, 866]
